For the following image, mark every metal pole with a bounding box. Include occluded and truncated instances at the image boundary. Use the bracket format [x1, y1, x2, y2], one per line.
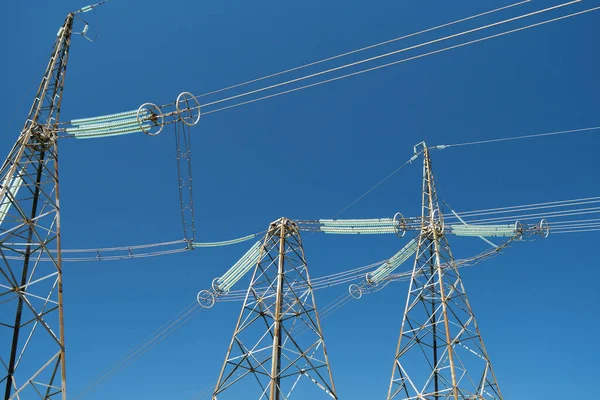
[55, 150, 67, 400]
[429, 241, 439, 398]
[53, 18, 72, 400]
[424, 147, 458, 400]
[269, 219, 286, 400]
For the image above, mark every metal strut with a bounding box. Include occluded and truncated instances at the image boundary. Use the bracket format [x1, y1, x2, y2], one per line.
[0, 12, 74, 400]
[175, 119, 196, 247]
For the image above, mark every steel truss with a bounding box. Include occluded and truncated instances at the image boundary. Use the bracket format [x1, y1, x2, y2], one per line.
[175, 119, 196, 247]
[0, 13, 74, 400]
[213, 218, 337, 400]
[387, 144, 503, 400]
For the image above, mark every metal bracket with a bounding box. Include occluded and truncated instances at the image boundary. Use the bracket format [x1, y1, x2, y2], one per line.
[413, 141, 427, 155]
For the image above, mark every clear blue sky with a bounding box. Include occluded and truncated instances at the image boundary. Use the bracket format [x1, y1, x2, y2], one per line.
[1, 0, 599, 398]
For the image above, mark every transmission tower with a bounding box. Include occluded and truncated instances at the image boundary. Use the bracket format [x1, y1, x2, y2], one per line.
[213, 218, 337, 400]
[387, 143, 503, 400]
[0, 12, 75, 400]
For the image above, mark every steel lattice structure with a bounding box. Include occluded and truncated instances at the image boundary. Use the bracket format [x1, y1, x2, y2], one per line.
[213, 218, 337, 400]
[175, 118, 197, 247]
[387, 143, 502, 400]
[0, 13, 74, 400]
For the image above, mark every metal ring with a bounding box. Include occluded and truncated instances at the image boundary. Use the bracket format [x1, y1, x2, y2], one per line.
[515, 221, 523, 238]
[539, 219, 550, 238]
[348, 284, 363, 300]
[211, 277, 229, 295]
[137, 103, 164, 136]
[365, 272, 378, 286]
[176, 92, 201, 126]
[432, 208, 444, 234]
[197, 290, 216, 308]
[393, 212, 407, 238]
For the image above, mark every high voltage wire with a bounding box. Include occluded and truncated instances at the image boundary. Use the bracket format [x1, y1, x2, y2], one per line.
[200, 0, 561, 109]
[445, 196, 600, 218]
[333, 154, 419, 218]
[220, 261, 383, 301]
[72, 302, 204, 400]
[200, 2, 598, 115]
[0, 232, 263, 263]
[435, 126, 600, 149]
[328, 128, 600, 216]
[57, 1, 599, 126]
[463, 207, 600, 225]
[29, 195, 600, 262]
[202, 4, 599, 219]
[554, 227, 600, 234]
[550, 220, 600, 229]
[195, 1, 531, 99]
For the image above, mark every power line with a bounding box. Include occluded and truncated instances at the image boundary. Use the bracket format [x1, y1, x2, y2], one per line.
[463, 207, 600, 225]
[553, 227, 600, 234]
[196, 1, 531, 99]
[436, 126, 600, 149]
[32, 196, 599, 261]
[445, 197, 600, 219]
[200, 2, 595, 115]
[200, 1, 579, 110]
[332, 154, 420, 218]
[73, 303, 204, 400]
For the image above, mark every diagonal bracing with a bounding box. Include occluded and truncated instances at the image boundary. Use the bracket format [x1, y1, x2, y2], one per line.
[213, 218, 337, 400]
[388, 144, 502, 400]
[0, 12, 74, 400]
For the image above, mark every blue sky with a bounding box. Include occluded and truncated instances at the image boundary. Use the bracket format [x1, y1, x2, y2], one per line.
[1, 0, 599, 398]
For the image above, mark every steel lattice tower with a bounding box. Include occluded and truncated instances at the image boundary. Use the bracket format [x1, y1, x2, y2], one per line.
[213, 218, 337, 400]
[0, 13, 74, 400]
[387, 144, 502, 400]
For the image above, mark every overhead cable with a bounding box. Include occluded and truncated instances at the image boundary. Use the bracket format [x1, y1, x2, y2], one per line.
[195, 1, 531, 99]
[201, 3, 598, 115]
[445, 196, 600, 219]
[62, 2, 600, 129]
[435, 126, 600, 149]
[200, 1, 580, 110]
[73, 302, 204, 400]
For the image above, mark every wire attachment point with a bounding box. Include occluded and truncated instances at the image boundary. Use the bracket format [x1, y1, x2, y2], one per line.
[176, 92, 201, 126]
[137, 103, 164, 136]
[432, 208, 444, 235]
[414, 141, 427, 155]
[393, 212, 407, 238]
[515, 221, 523, 239]
[365, 272, 378, 286]
[197, 290, 216, 308]
[349, 284, 363, 300]
[538, 219, 550, 238]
